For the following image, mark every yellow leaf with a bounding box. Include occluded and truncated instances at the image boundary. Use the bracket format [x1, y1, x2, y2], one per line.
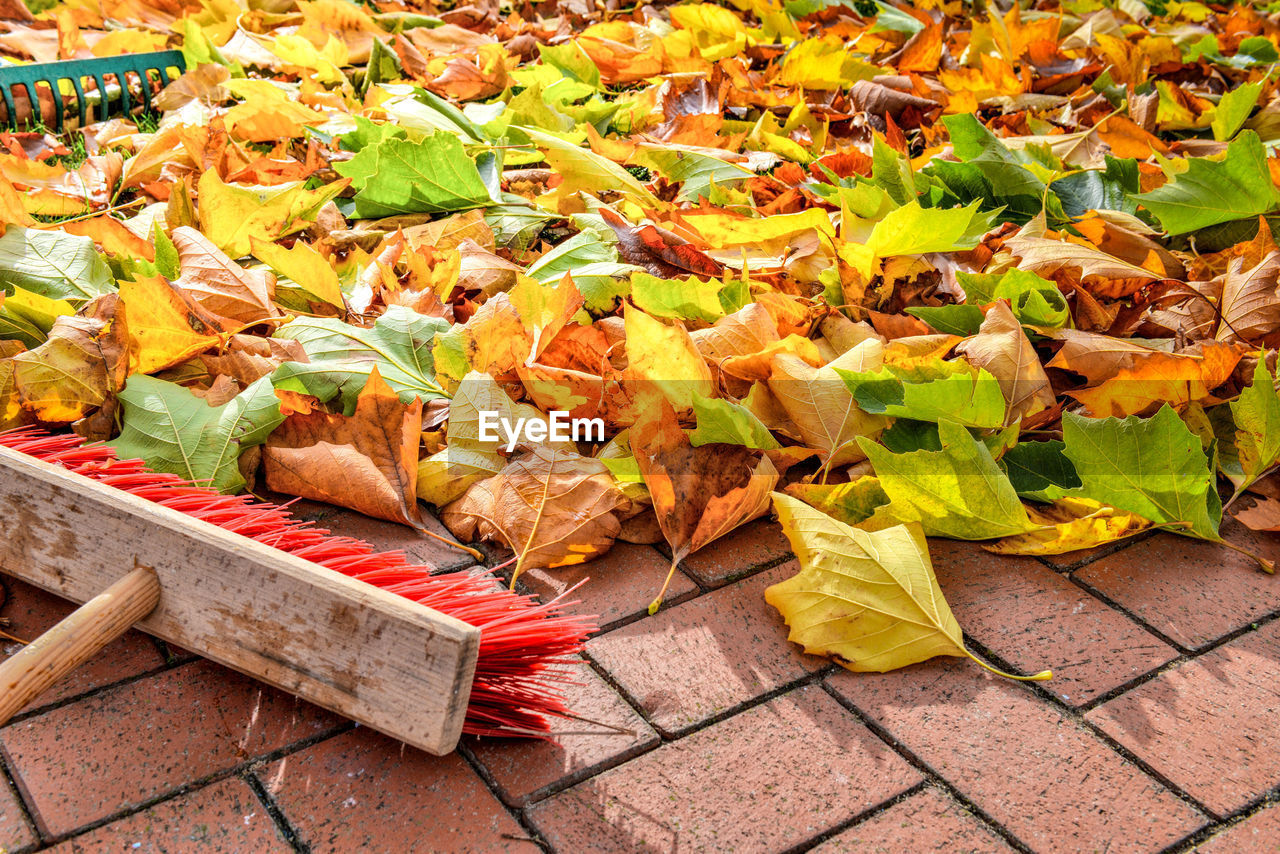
[623, 303, 714, 415]
[669, 3, 748, 61]
[269, 33, 350, 85]
[251, 238, 344, 308]
[119, 275, 228, 374]
[767, 493, 1051, 679]
[197, 170, 348, 259]
[984, 498, 1153, 556]
[12, 295, 136, 423]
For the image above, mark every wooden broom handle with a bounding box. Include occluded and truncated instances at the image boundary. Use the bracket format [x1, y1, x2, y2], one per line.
[0, 565, 161, 724]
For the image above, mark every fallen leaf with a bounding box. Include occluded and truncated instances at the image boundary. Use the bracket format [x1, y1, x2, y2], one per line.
[172, 226, 281, 325]
[441, 445, 629, 582]
[767, 493, 1050, 679]
[263, 367, 423, 525]
[12, 295, 136, 423]
[954, 300, 1056, 425]
[111, 373, 285, 494]
[631, 398, 778, 611]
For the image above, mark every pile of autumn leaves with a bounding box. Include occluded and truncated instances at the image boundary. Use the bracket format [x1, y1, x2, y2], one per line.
[3, 0, 1280, 681]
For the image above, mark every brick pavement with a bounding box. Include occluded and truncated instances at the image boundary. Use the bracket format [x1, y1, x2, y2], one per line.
[2, 506, 1279, 853]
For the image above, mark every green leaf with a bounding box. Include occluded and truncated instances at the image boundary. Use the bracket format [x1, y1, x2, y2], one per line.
[637, 147, 755, 203]
[111, 375, 285, 494]
[956, 268, 1069, 328]
[783, 477, 889, 525]
[688, 395, 780, 449]
[1062, 405, 1222, 540]
[334, 132, 494, 218]
[0, 286, 73, 348]
[905, 304, 986, 336]
[152, 222, 180, 281]
[1001, 440, 1081, 502]
[865, 199, 992, 259]
[1133, 131, 1280, 235]
[1212, 81, 1264, 142]
[526, 231, 636, 312]
[537, 42, 601, 88]
[871, 135, 917, 206]
[272, 306, 451, 412]
[520, 127, 662, 209]
[857, 420, 1035, 539]
[837, 360, 1007, 429]
[1050, 156, 1140, 218]
[631, 273, 730, 323]
[1224, 358, 1280, 498]
[0, 227, 115, 303]
[485, 202, 553, 251]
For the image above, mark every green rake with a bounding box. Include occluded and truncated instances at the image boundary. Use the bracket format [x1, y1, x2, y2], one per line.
[0, 50, 186, 131]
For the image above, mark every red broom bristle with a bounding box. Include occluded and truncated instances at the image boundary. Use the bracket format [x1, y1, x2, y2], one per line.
[0, 428, 597, 739]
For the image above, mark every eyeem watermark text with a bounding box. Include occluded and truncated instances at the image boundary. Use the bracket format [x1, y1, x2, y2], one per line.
[478, 411, 605, 452]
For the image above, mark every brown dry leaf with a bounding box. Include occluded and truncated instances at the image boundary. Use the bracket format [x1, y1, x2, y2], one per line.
[766, 341, 887, 467]
[1006, 219, 1163, 296]
[440, 445, 629, 582]
[201, 334, 308, 386]
[1046, 329, 1171, 385]
[1068, 341, 1242, 417]
[1234, 497, 1280, 532]
[12, 295, 136, 424]
[1215, 250, 1280, 345]
[847, 79, 938, 119]
[172, 226, 282, 325]
[631, 398, 779, 611]
[955, 300, 1055, 425]
[262, 367, 423, 526]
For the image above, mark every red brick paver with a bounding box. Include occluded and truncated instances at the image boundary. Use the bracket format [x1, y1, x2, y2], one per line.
[46, 778, 289, 853]
[0, 660, 338, 836]
[527, 685, 920, 853]
[677, 517, 793, 587]
[1196, 802, 1280, 853]
[828, 659, 1207, 853]
[931, 540, 1177, 705]
[1087, 619, 1280, 817]
[8, 503, 1280, 853]
[812, 787, 1015, 854]
[0, 778, 34, 853]
[1075, 524, 1280, 650]
[520, 543, 698, 632]
[585, 561, 822, 734]
[257, 728, 537, 853]
[467, 662, 658, 806]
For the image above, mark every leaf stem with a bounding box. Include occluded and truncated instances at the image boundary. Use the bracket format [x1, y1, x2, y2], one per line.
[418, 526, 483, 561]
[648, 556, 681, 615]
[965, 648, 1052, 681]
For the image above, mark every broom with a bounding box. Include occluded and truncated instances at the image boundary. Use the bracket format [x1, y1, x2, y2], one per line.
[0, 427, 596, 739]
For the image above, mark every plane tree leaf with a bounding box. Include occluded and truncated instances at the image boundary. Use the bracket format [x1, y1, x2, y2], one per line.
[857, 420, 1037, 540]
[766, 493, 1050, 679]
[1062, 405, 1222, 541]
[111, 373, 285, 494]
[0, 227, 114, 303]
[1134, 132, 1280, 236]
[272, 306, 451, 412]
[334, 132, 495, 218]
